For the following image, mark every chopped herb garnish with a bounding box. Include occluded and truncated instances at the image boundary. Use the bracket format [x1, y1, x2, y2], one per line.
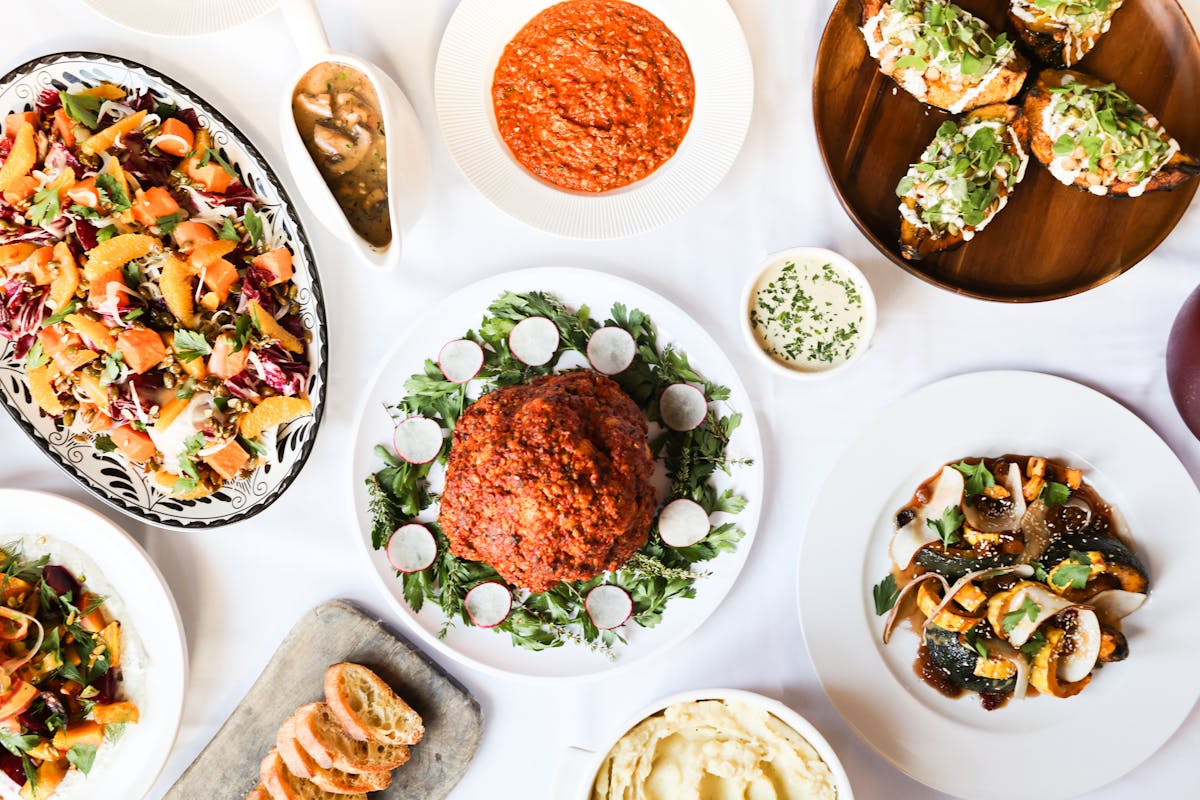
[953, 460, 995, 497]
[94, 435, 117, 453]
[27, 185, 61, 226]
[1002, 594, 1040, 634]
[872, 574, 900, 616]
[244, 207, 263, 246]
[1049, 551, 1094, 590]
[218, 218, 240, 242]
[155, 210, 187, 235]
[1041, 481, 1071, 507]
[927, 505, 966, 547]
[95, 173, 131, 212]
[173, 329, 212, 362]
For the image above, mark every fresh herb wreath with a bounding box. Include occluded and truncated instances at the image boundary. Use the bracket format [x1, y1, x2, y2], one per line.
[365, 291, 752, 658]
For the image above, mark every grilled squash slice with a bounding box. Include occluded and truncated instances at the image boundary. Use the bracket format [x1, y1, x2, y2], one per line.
[1024, 69, 1200, 197]
[1008, 0, 1124, 67]
[860, 0, 1029, 113]
[896, 103, 1031, 260]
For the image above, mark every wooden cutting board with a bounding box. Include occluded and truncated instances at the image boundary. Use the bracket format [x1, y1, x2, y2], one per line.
[166, 600, 483, 799]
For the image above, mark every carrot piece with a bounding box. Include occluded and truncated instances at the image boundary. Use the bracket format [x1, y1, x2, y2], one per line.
[207, 334, 248, 379]
[1, 174, 39, 207]
[0, 243, 37, 267]
[52, 108, 75, 146]
[82, 403, 116, 432]
[252, 247, 293, 286]
[203, 438, 249, 480]
[130, 186, 182, 227]
[51, 721, 104, 751]
[156, 118, 194, 157]
[64, 176, 99, 208]
[38, 325, 97, 374]
[172, 220, 217, 252]
[79, 109, 147, 156]
[202, 257, 238, 302]
[116, 328, 167, 374]
[28, 247, 55, 285]
[184, 154, 232, 193]
[4, 112, 38, 138]
[110, 425, 156, 463]
[19, 758, 66, 800]
[87, 268, 128, 313]
[0, 122, 36, 193]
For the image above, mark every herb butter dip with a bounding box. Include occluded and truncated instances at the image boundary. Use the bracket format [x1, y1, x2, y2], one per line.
[743, 248, 876, 378]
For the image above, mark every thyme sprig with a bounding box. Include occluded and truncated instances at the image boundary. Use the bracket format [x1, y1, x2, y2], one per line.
[365, 291, 752, 655]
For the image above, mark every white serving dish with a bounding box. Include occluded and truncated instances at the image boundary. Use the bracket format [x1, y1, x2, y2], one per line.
[740, 246, 877, 381]
[278, 0, 428, 271]
[551, 688, 854, 799]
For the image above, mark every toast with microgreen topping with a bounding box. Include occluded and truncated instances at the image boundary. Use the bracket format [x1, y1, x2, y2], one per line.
[861, 0, 1029, 113]
[897, 103, 1031, 260]
[1008, 0, 1124, 67]
[1024, 70, 1200, 197]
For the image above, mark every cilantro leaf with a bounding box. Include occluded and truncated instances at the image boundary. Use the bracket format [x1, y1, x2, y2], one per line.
[1049, 551, 1093, 590]
[1002, 595, 1040, 634]
[218, 218, 240, 242]
[95, 174, 130, 212]
[927, 505, 965, 547]
[173, 329, 212, 362]
[1020, 630, 1048, 659]
[96, 224, 119, 243]
[964, 627, 989, 659]
[953, 460, 995, 497]
[94, 435, 117, 453]
[27, 185, 61, 226]
[872, 574, 900, 616]
[1041, 481, 1071, 507]
[155, 210, 187, 235]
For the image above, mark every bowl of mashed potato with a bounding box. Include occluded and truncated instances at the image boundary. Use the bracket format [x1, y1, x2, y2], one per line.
[553, 688, 853, 800]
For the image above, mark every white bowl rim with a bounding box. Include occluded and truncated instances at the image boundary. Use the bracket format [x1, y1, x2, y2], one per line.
[561, 687, 855, 799]
[739, 246, 878, 382]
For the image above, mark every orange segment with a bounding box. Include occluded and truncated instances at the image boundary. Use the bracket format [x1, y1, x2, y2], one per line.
[78, 84, 126, 100]
[48, 242, 80, 312]
[82, 233, 158, 281]
[152, 469, 214, 499]
[188, 239, 237, 270]
[27, 365, 63, 416]
[79, 109, 147, 156]
[65, 313, 116, 353]
[248, 300, 303, 354]
[239, 395, 312, 439]
[160, 253, 197, 327]
[0, 243, 37, 267]
[0, 122, 36, 193]
[154, 396, 190, 431]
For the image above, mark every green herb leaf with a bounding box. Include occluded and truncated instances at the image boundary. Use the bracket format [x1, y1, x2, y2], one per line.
[1002, 595, 1040, 634]
[895, 54, 928, 71]
[1049, 551, 1093, 590]
[964, 627, 989, 659]
[27, 185, 61, 226]
[96, 224, 119, 243]
[953, 460, 995, 497]
[1053, 135, 1077, 157]
[25, 340, 49, 370]
[1041, 481, 1071, 507]
[155, 210, 187, 235]
[173, 329, 212, 362]
[218, 218, 240, 242]
[67, 744, 97, 774]
[244, 207, 263, 246]
[59, 91, 101, 129]
[95, 174, 131, 212]
[927, 505, 965, 547]
[44, 300, 79, 327]
[872, 574, 900, 616]
[1020, 629, 1048, 659]
[94, 435, 117, 453]
[0, 729, 38, 756]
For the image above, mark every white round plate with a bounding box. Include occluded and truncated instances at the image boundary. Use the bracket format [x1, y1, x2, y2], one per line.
[798, 371, 1200, 800]
[0, 489, 187, 800]
[349, 267, 763, 678]
[434, 0, 754, 239]
[83, 0, 276, 36]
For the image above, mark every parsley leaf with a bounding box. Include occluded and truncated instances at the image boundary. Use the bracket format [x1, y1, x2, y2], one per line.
[176, 377, 195, 400]
[170, 475, 199, 495]
[67, 744, 97, 774]
[95, 174, 131, 212]
[232, 314, 252, 351]
[27, 185, 61, 226]
[155, 210, 187, 234]
[872, 574, 900, 616]
[59, 91, 101, 129]
[244, 207, 263, 246]
[44, 300, 79, 326]
[1041, 481, 1071, 507]
[100, 350, 124, 386]
[218, 218, 240, 242]
[1049, 551, 1093, 590]
[927, 505, 965, 547]
[96, 224, 119, 243]
[173, 329, 212, 362]
[238, 435, 267, 458]
[1020, 630, 1048, 659]
[70, 203, 102, 220]
[953, 460, 995, 497]
[1002, 595, 1040, 634]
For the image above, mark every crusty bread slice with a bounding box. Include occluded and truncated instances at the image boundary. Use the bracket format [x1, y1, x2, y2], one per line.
[277, 715, 392, 794]
[293, 702, 411, 774]
[247, 784, 271, 800]
[324, 663, 424, 746]
[259, 750, 367, 800]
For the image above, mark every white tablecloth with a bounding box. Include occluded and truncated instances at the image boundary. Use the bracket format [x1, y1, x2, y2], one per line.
[3, 1, 1199, 797]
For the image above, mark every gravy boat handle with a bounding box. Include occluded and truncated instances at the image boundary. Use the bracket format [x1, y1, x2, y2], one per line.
[281, 0, 332, 61]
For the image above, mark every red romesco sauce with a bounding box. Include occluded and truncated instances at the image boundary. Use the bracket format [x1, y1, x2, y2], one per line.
[492, 0, 695, 193]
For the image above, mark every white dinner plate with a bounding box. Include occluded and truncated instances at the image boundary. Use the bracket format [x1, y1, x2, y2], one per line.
[434, 0, 754, 239]
[798, 371, 1200, 800]
[349, 267, 763, 678]
[83, 0, 276, 36]
[0, 489, 187, 800]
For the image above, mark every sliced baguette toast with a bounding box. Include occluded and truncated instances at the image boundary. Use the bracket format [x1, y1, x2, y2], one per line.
[259, 750, 367, 800]
[293, 702, 411, 774]
[277, 715, 392, 794]
[1024, 69, 1200, 197]
[861, 0, 1028, 113]
[1008, 0, 1123, 67]
[324, 663, 424, 746]
[897, 103, 1031, 260]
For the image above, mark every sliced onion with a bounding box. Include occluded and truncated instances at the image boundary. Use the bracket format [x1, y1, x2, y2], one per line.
[883, 572, 948, 644]
[963, 462, 1026, 533]
[889, 466, 965, 569]
[1057, 608, 1101, 684]
[988, 639, 1031, 700]
[922, 564, 1034, 639]
[1088, 589, 1147, 621]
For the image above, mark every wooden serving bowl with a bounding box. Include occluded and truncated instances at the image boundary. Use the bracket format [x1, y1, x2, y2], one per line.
[814, 0, 1200, 302]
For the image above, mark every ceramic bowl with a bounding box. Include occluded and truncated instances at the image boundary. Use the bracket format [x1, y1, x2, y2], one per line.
[739, 246, 877, 381]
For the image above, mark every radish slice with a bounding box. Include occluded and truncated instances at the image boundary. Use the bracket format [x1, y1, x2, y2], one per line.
[1089, 589, 1147, 621]
[464, 582, 512, 628]
[393, 416, 443, 464]
[1057, 608, 1102, 684]
[585, 584, 633, 630]
[438, 338, 484, 384]
[659, 383, 708, 431]
[508, 317, 559, 366]
[386, 523, 437, 574]
[587, 327, 636, 375]
[658, 498, 710, 547]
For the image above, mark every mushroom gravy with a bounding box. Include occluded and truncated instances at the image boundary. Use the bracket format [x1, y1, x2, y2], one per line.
[292, 62, 391, 248]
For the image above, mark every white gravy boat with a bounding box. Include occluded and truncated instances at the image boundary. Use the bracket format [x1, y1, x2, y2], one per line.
[278, 0, 427, 271]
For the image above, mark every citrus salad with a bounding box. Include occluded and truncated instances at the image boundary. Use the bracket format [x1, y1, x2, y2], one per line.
[0, 81, 312, 499]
